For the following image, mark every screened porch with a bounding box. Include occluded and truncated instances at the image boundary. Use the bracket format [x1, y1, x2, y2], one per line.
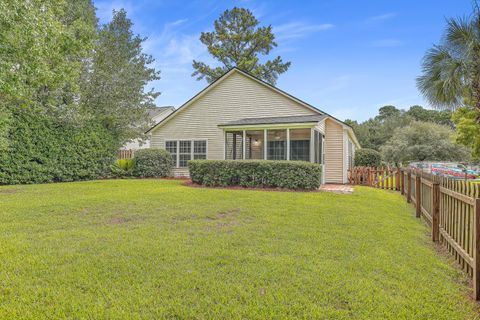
[218, 115, 326, 169]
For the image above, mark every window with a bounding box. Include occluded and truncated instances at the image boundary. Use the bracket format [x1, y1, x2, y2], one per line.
[166, 140, 207, 167]
[179, 141, 191, 167]
[194, 141, 207, 159]
[165, 141, 177, 165]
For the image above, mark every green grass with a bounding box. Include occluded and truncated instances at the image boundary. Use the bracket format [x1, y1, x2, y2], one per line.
[0, 179, 477, 319]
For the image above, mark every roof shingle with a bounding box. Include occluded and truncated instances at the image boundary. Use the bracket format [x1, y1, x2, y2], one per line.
[218, 114, 326, 127]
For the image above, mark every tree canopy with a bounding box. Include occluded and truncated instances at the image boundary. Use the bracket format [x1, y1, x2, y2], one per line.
[381, 122, 470, 164]
[416, 3, 480, 159]
[345, 105, 453, 151]
[192, 7, 290, 85]
[0, 1, 160, 184]
[81, 9, 160, 146]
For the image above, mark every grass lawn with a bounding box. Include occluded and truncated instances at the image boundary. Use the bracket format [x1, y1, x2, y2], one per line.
[0, 179, 478, 319]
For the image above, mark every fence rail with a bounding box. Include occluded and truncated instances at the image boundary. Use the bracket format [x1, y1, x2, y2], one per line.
[348, 166, 480, 300]
[347, 167, 401, 191]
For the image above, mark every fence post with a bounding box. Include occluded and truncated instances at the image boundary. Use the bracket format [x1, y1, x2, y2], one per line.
[415, 174, 421, 218]
[474, 198, 480, 300]
[366, 167, 370, 186]
[407, 171, 412, 203]
[396, 168, 400, 191]
[431, 182, 440, 242]
[400, 169, 404, 195]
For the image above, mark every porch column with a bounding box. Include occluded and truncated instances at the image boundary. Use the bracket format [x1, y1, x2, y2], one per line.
[286, 128, 290, 161]
[233, 133, 236, 159]
[310, 128, 314, 162]
[264, 129, 267, 160]
[242, 130, 246, 160]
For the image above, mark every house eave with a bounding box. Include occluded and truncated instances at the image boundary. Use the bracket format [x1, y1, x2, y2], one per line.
[218, 122, 319, 131]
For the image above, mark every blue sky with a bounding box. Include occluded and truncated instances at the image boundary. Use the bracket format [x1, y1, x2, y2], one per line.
[93, 0, 473, 122]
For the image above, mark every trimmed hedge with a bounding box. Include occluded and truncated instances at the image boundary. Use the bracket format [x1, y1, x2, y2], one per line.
[189, 160, 322, 190]
[132, 148, 173, 178]
[354, 148, 382, 167]
[0, 107, 116, 185]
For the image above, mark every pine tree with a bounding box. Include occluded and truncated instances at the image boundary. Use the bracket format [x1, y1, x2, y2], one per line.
[192, 7, 290, 85]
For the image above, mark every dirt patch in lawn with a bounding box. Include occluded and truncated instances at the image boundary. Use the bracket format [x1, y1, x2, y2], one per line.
[205, 208, 241, 232]
[0, 189, 20, 194]
[106, 215, 144, 226]
[171, 214, 199, 223]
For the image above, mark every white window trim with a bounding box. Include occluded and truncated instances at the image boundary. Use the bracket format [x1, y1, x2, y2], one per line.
[165, 139, 208, 168]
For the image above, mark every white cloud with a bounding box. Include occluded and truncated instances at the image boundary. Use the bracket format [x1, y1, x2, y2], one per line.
[143, 19, 207, 67]
[274, 22, 334, 41]
[370, 38, 404, 48]
[366, 12, 397, 23]
[141, 19, 216, 107]
[170, 19, 188, 27]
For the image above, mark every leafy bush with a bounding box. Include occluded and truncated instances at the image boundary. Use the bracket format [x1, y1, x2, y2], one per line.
[0, 107, 117, 185]
[189, 160, 322, 190]
[132, 149, 173, 178]
[354, 148, 382, 167]
[116, 159, 134, 171]
[110, 159, 135, 178]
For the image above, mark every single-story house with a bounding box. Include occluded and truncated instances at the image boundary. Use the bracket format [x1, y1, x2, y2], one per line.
[147, 68, 360, 184]
[122, 106, 175, 150]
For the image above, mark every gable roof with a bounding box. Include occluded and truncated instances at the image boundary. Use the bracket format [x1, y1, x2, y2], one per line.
[219, 115, 327, 127]
[146, 67, 352, 133]
[147, 106, 175, 118]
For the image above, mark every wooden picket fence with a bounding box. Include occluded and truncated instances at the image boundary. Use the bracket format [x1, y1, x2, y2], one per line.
[347, 167, 401, 191]
[118, 149, 134, 159]
[349, 166, 480, 300]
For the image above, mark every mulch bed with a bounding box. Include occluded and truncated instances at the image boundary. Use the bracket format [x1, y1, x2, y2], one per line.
[182, 180, 320, 193]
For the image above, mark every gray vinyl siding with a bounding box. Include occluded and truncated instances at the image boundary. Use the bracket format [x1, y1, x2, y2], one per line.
[315, 119, 326, 134]
[151, 71, 318, 164]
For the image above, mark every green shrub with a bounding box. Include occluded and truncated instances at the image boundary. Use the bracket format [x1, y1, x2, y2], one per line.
[189, 160, 322, 190]
[132, 149, 173, 178]
[110, 159, 135, 178]
[354, 148, 382, 167]
[116, 159, 134, 171]
[0, 107, 116, 185]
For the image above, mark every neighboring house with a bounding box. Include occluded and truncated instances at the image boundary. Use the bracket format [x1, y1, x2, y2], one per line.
[147, 68, 360, 184]
[122, 106, 175, 150]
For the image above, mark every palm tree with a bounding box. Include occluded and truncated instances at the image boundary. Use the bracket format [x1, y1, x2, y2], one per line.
[417, 5, 480, 111]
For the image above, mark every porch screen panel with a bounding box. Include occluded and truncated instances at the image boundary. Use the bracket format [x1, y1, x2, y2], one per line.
[290, 128, 311, 161]
[245, 130, 264, 160]
[348, 140, 353, 169]
[313, 131, 324, 164]
[267, 130, 287, 160]
[225, 131, 243, 160]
